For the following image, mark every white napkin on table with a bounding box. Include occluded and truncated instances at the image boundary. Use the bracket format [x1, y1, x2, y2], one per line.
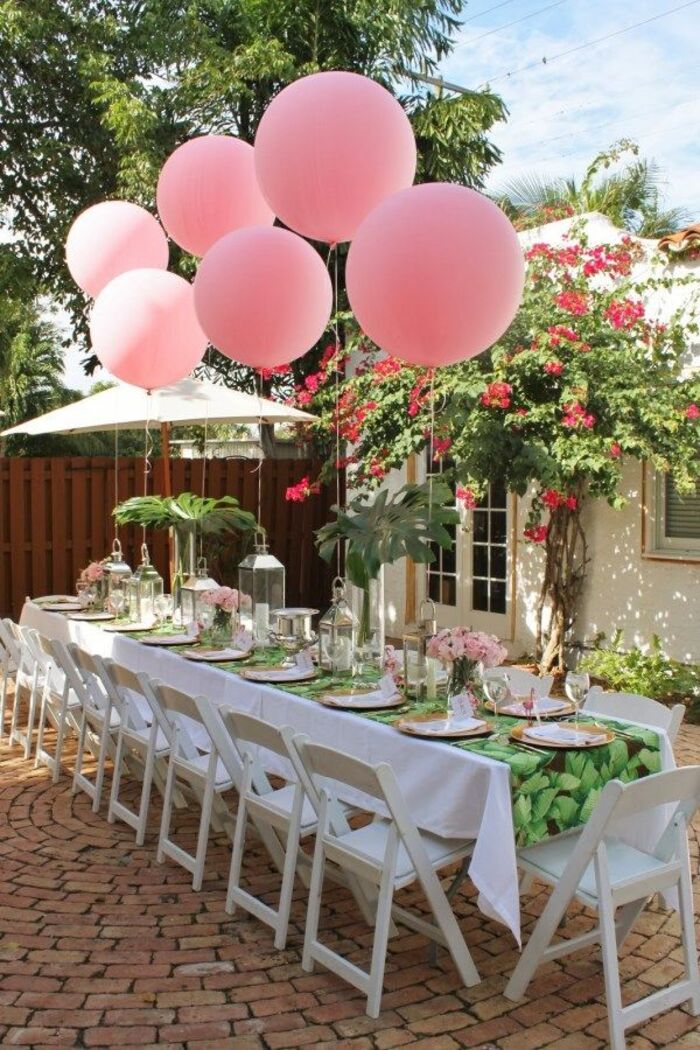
[525, 723, 605, 745]
[503, 696, 567, 716]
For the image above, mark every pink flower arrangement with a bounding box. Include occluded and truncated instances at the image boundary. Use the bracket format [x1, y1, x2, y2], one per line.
[200, 587, 239, 613]
[427, 627, 507, 669]
[80, 562, 105, 583]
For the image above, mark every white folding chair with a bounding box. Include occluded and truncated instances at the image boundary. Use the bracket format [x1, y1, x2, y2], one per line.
[215, 709, 362, 950]
[290, 735, 479, 1018]
[484, 666, 554, 698]
[33, 636, 83, 782]
[584, 686, 685, 745]
[145, 679, 235, 890]
[505, 766, 700, 1050]
[0, 618, 20, 744]
[58, 644, 122, 811]
[8, 624, 46, 757]
[99, 658, 170, 845]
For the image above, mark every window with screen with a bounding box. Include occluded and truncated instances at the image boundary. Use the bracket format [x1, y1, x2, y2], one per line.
[650, 471, 700, 556]
[425, 452, 457, 606]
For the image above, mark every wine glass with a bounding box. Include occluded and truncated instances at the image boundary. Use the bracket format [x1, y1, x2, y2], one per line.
[565, 671, 590, 730]
[197, 603, 215, 639]
[76, 580, 90, 609]
[109, 588, 125, 620]
[482, 671, 510, 735]
[154, 593, 173, 626]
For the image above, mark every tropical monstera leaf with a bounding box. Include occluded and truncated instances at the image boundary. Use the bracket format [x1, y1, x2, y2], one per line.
[113, 493, 258, 536]
[316, 481, 459, 589]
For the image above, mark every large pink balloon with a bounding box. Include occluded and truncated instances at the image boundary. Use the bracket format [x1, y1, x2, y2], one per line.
[254, 71, 416, 244]
[90, 269, 207, 390]
[66, 201, 169, 298]
[157, 135, 275, 256]
[346, 184, 525, 367]
[193, 226, 332, 368]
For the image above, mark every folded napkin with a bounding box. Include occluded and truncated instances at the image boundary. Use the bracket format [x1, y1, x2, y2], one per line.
[525, 723, 605, 745]
[324, 688, 400, 708]
[184, 647, 248, 661]
[247, 667, 313, 680]
[406, 716, 484, 735]
[503, 696, 567, 716]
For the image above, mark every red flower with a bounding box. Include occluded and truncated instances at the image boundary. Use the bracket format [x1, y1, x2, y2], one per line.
[481, 381, 513, 409]
[524, 525, 548, 543]
[285, 476, 320, 503]
[432, 436, 452, 460]
[554, 290, 589, 316]
[547, 325, 578, 345]
[319, 344, 338, 371]
[604, 298, 645, 330]
[542, 489, 561, 510]
[544, 360, 564, 376]
[609, 442, 622, 458]
[408, 373, 432, 417]
[565, 495, 578, 511]
[295, 390, 312, 406]
[257, 364, 291, 381]
[515, 407, 529, 417]
[456, 486, 477, 510]
[685, 403, 700, 420]
[374, 355, 403, 380]
[369, 458, 386, 479]
[562, 401, 596, 429]
[304, 372, 322, 393]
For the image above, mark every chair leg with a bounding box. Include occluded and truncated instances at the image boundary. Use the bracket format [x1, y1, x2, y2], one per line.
[192, 759, 217, 891]
[157, 757, 178, 862]
[107, 731, 125, 824]
[366, 858, 398, 1018]
[24, 672, 40, 759]
[274, 800, 303, 950]
[301, 812, 328, 974]
[678, 836, 700, 1014]
[92, 716, 112, 813]
[505, 876, 574, 1001]
[419, 863, 480, 989]
[52, 696, 70, 784]
[135, 742, 158, 846]
[34, 682, 50, 770]
[0, 665, 9, 743]
[519, 872, 535, 895]
[72, 709, 89, 795]
[598, 888, 626, 1050]
[9, 680, 24, 747]
[226, 794, 249, 915]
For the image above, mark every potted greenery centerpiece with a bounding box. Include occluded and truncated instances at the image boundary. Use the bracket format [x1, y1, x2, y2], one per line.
[316, 481, 459, 657]
[114, 493, 257, 606]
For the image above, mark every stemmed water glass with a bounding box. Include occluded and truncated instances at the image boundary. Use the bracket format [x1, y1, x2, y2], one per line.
[565, 671, 590, 730]
[154, 593, 174, 627]
[109, 588, 126, 620]
[482, 670, 510, 737]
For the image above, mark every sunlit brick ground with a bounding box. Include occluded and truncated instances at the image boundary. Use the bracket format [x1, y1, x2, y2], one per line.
[1, 694, 698, 1050]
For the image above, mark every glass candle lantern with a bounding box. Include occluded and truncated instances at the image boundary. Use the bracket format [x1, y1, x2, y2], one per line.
[237, 531, 285, 646]
[127, 544, 163, 624]
[319, 577, 357, 677]
[402, 599, 438, 700]
[103, 538, 132, 614]
[180, 556, 219, 626]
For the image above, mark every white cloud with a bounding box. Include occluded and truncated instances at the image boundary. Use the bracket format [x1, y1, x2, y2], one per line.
[440, 0, 700, 217]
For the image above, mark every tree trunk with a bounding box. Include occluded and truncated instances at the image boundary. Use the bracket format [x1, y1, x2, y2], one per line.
[535, 488, 589, 673]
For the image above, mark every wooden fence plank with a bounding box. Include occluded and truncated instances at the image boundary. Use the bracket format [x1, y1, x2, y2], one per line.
[0, 456, 337, 619]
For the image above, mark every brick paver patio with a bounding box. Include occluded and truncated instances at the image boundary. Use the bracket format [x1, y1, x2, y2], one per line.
[1, 709, 698, 1050]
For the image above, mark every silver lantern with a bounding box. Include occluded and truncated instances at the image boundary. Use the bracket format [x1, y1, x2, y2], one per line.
[180, 556, 219, 626]
[403, 599, 439, 700]
[127, 544, 163, 624]
[102, 538, 132, 614]
[318, 577, 357, 677]
[237, 530, 285, 647]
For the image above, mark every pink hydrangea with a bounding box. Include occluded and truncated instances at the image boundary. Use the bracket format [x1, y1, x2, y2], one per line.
[80, 562, 104, 583]
[427, 627, 507, 668]
[201, 586, 239, 613]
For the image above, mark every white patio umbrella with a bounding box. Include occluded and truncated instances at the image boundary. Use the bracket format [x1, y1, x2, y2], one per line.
[0, 377, 316, 494]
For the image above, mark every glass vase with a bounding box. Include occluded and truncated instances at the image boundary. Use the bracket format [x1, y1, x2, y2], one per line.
[201, 608, 234, 649]
[351, 568, 385, 674]
[446, 657, 480, 713]
[172, 525, 196, 618]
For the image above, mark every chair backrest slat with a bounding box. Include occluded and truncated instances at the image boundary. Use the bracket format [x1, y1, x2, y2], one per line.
[295, 738, 385, 802]
[584, 686, 684, 743]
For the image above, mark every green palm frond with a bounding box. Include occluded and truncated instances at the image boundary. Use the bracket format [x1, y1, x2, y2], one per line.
[113, 493, 258, 536]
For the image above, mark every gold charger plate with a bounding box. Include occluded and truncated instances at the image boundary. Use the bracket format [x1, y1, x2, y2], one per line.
[241, 665, 317, 684]
[68, 611, 115, 622]
[318, 688, 404, 710]
[486, 698, 574, 719]
[395, 714, 493, 739]
[510, 721, 614, 749]
[181, 647, 252, 663]
[103, 622, 155, 633]
[140, 633, 193, 646]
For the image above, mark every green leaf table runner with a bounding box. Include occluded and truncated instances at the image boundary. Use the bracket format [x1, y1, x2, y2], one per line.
[107, 625, 664, 849]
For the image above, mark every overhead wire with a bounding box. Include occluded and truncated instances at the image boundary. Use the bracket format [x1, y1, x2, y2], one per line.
[476, 0, 700, 87]
[456, 0, 568, 48]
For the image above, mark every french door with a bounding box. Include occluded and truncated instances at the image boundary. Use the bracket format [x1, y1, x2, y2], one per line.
[424, 455, 512, 637]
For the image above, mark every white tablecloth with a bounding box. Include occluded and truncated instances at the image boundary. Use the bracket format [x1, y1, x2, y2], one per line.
[21, 601, 675, 943]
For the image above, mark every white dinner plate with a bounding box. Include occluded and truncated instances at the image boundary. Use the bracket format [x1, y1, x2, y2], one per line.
[41, 603, 83, 613]
[241, 667, 316, 684]
[68, 611, 115, 622]
[318, 689, 404, 710]
[181, 647, 252, 663]
[103, 622, 155, 633]
[140, 633, 192, 646]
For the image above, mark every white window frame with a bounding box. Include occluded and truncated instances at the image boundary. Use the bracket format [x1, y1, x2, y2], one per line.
[643, 464, 700, 560]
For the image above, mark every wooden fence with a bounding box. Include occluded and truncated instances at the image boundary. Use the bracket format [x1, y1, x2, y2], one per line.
[0, 457, 338, 619]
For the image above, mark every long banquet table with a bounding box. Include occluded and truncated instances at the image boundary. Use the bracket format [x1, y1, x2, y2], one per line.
[21, 601, 676, 944]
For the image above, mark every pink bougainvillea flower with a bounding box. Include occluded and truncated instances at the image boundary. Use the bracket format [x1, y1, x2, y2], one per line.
[685, 403, 700, 420]
[456, 485, 477, 510]
[481, 381, 512, 409]
[285, 476, 320, 502]
[604, 298, 645, 330]
[554, 290, 589, 316]
[523, 524, 549, 543]
[609, 441, 622, 458]
[544, 360, 564, 376]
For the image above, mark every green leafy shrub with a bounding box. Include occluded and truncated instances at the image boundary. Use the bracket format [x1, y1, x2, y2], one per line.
[580, 630, 700, 722]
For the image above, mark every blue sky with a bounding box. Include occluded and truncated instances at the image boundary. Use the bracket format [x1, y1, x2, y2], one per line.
[439, 0, 700, 217]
